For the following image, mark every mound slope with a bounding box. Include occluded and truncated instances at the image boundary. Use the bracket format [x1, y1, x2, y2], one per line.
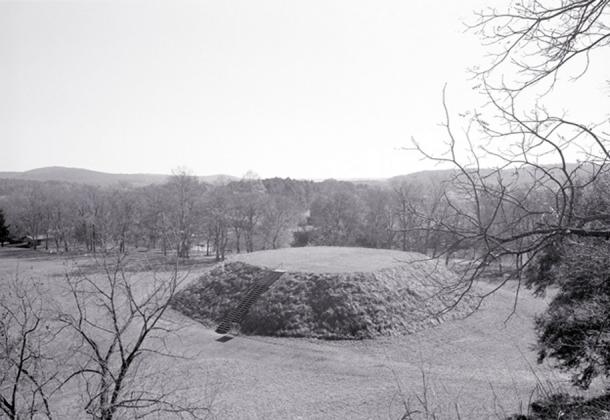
[172, 247, 477, 339]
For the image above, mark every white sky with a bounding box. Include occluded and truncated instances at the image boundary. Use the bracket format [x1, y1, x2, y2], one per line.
[1, 0, 608, 179]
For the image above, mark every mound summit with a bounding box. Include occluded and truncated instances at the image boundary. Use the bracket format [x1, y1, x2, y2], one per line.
[172, 247, 477, 339]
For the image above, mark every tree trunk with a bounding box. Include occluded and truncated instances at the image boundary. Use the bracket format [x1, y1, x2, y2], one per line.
[234, 228, 241, 254]
[92, 224, 97, 254]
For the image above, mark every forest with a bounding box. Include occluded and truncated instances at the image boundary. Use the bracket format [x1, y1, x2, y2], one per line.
[1, 164, 608, 271]
[0, 170, 458, 259]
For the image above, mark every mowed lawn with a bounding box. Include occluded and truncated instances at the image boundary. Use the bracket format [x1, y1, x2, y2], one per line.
[0, 248, 572, 419]
[229, 246, 433, 273]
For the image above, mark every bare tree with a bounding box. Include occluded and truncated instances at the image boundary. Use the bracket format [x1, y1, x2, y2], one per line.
[46, 184, 78, 253]
[140, 185, 173, 255]
[167, 169, 202, 258]
[226, 177, 266, 253]
[74, 186, 112, 254]
[409, 1, 610, 307]
[359, 188, 396, 249]
[108, 187, 138, 254]
[259, 195, 301, 250]
[309, 189, 364, 246]
[227, 195, 246, 254]
[470, 0, 610, 92]
[57, 254, 209, 419]
[203, 188, 230, 261]
[391, 181, 420, 252]
[11, 183, 48, 250]
[391, 179, 450, 255]
[0, 275, 62, 419]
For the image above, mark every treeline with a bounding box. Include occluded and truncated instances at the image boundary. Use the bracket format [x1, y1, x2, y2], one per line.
[4, 167, 592, 261]
[0, 171, 461, 259]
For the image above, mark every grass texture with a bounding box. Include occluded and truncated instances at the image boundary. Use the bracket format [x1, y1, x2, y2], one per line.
[171, 247, 478, 339]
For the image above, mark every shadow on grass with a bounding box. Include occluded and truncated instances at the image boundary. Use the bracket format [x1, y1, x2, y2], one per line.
[53, 252, 219, 277]
[0, 247, 62, 262]
[508, 393, 610, 420]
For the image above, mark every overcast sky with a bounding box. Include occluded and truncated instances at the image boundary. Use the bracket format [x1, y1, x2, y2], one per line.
[1, 0, 608, 179]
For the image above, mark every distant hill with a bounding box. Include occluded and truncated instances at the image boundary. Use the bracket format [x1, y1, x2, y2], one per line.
[0, 164, 587, 189]
[0, 167, 238, 187]
[387, 163, 587, 187]
[388, 169, 456, 185]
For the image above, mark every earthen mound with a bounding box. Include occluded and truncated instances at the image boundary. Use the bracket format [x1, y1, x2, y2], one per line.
[172, 247, 477, 339]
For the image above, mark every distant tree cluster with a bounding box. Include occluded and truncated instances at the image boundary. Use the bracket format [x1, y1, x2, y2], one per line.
[0, 169, 478, 259]
[4, 163, 590, 269]
[302, 177, 455, 255]
[0, 173, 306, 258]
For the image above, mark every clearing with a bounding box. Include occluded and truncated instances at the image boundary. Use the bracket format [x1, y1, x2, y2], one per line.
[0, 248, 577, 419]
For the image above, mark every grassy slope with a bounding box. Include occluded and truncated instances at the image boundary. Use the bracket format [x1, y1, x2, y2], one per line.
[0, 249, 586, 419]
[170, 280, 570, 419]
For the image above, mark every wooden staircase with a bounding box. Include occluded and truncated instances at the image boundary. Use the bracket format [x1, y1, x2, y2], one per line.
[215, 270, 284, 335]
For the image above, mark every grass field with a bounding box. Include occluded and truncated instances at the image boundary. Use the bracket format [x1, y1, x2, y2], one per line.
[0, 248, 585, 419]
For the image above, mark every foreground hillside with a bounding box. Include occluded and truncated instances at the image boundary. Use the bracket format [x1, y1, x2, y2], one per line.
[0, 248, 581, 419]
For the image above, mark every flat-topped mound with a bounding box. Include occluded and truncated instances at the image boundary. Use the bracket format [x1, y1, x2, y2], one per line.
[172, 247, 477, 339]
[229, 246, 426, 273]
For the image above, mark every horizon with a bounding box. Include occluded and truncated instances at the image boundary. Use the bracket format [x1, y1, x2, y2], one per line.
[0, 162, 585, 185]
[0, 163, 420, 182]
